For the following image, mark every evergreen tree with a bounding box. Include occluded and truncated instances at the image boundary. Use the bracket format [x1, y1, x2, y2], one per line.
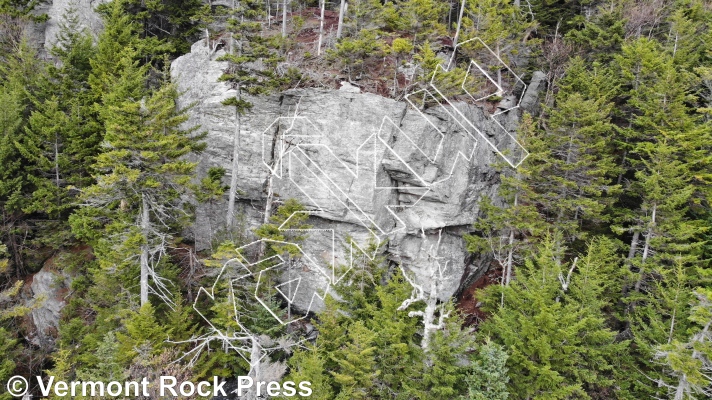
[0, 39, 43, 214]
[71, 51, 205, 306]
[654, 287, 712, 399]
[528, 57, 621, 248]
[330, 320, 378, 400]
[479, 233, 627, 399]
[462, 339, 510, 400]
[613, 38, 709, 279]
[625, 259, 698, 398]
[120, 0, 210, 55]
[116, 303, 166, 364]
[76, 331, 127, 383]
[458, 0, 533, 89]
[466, 113, 546, 286]
[285, 345, 334, 400]
[89, 0, 144, 100]
[21, 10, 101, 219]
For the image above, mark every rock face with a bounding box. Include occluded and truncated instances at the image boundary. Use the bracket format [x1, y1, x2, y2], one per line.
[26, 266, 73, 349]
[28, 0, 106, 53]
[44, 0, 106, 48]
[172, 40, 542, 312]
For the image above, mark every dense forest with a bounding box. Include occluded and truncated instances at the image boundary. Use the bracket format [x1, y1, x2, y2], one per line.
[1, 0, 711, 399]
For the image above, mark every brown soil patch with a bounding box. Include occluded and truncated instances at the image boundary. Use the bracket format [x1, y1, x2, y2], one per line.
[456, 263, 503, 327]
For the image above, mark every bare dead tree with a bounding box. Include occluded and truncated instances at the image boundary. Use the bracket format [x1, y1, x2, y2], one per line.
[336, 0, 346, 39]
[317, 0, 325, 55]
[398, 229, 451, 352]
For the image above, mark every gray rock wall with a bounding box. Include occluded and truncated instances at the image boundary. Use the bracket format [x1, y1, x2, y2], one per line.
[43, 0, 106, 49]
[172, 40, 543, 312]
[25, 267, 73, 349]
[29, 0, 106, 52]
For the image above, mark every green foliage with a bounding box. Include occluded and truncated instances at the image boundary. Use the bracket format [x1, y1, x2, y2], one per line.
[0, 39, 43, 213]
[328, 29, 386, 79]
[2, 2, 712, 398]
[254, 198, 311, 257]
[462, 339, 510, 400]
[0, 329, 18, 400]
[413, 41, 440, 82]
[286, 255, 479, 399]
[479, 234, 628, 399]
[654, 287, 712, 398]
[566, 7, 625, 62]
[116, 303, 166, 363]
[196, 166, 227, 203]
[120, 0, 211, 56]
[76, 331, 127, 382]
[285, 346, 334, 400]
[391, 37, 413, 56]
[0, 0, 46, 20]
[330, 320, 378, 399]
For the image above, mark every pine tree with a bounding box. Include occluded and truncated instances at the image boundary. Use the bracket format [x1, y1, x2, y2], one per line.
[529, 57, 621, 248]
[76, 331, 127, 383]
[625, 259, 698, 398]
[479, 233, 627, 399]
[116, 303, 166, 364]
[0, 0, 45, 18]
[0, 328, 18, 400]
[285, 346, 334, 400]
[613, 38, 709, 282]
[462, 339, 510, 400]
[120, 0, 210, 56]
[330, 320, 378, 400]
[22, 13, 101, 221]
[400, 0, 447, 37]
[654, 287, 712, 399]
[465, 113, 546, 286]
[0, 39, 43, 213]
[89, 0, 144, 101]
[71, 51, 205, 306]
[458, 0, 533, 89]
[418, 303, 475, 398]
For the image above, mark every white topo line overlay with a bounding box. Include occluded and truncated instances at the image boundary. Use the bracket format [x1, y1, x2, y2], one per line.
[192, 38, 529, 343]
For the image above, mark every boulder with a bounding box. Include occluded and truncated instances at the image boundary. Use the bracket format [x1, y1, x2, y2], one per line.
[26, 266, 73, 349]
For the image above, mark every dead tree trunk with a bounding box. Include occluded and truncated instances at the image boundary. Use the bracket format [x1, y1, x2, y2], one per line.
[281, 0, 288, 37]
[140, 194, 150, 306]
[226, 88, 242, 229]
[449, 0, 466, 66]
[247, 336, 262, 400]
[398, 229, 451, 352]
[635, 203, 656, 292]
[317, 0, 325, 55]
[336, 0, 346, 39]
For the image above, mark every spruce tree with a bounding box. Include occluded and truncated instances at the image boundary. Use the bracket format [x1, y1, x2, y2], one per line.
[479, 233, 627, 399]
[330, 320, 378, 400]
[462, 339, 510, 400]
[22, 10, 101, 220]
[285, 346, 334, 400]
[653, 287, 712, 399]
[71, 51, 204, 306]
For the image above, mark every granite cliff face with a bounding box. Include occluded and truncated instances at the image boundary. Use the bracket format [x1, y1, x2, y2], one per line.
[29, 0, 106, 52]
[171, 40, 545, 311]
